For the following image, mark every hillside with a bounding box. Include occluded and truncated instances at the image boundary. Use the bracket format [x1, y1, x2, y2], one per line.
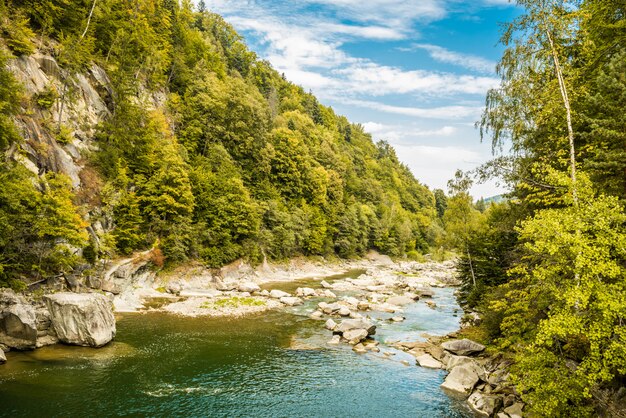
[0, 0, 436, 290]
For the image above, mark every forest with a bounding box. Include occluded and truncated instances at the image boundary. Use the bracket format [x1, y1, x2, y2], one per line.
[445, 0, 626, 415]
[0, 0, 436, 290]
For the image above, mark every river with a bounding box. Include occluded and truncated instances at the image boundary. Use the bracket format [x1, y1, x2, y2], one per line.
[0, 271, 472, 417]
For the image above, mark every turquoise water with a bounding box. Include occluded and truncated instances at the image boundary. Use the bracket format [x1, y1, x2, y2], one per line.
[0, 273, 472, 417]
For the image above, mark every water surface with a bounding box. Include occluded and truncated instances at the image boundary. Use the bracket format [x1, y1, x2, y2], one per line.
[0, 272, 472, 417]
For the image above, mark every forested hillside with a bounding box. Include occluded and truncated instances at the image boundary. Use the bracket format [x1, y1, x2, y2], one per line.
[0, 0, 436, 290]
[440, 0, 626, 415]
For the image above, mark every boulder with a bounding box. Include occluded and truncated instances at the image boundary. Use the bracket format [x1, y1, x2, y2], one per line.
[416, 288, 435, 298]
[296, 287, 316, 297]
[342, 297, 360, 307]
[325, 319, 337, 331]
[467, 391, 503, 417]
[338, 307, 351, 317]
[441, 339, 486, 356]
[320, 280, 332, 289]
[0, 349, 5, 363]
[320, 302, 341, 315]
[279, 296, 303, 306]
[503, 402, 524, 418]
[335, 319, 376, 336]
[440, 362, 482, 394]
[357, 301, 370, 310]
[386, 295, 415, 306]
[238, 282, 261, 293]
[44, 293, 116, 347]
[269, 289, 290, 299]
[309, 311, 323, 319]
[0, 290, 38, 350]
[391, 316, 405, 322]
[343, 329, 368, 344]
[445, 354, 475, 370]
[179, 289, 222, 298]
[416, 353, 443, 369]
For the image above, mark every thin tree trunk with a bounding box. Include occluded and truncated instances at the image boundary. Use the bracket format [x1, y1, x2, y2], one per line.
[467, 247, 476, 287]
[546, 29, 577, 206]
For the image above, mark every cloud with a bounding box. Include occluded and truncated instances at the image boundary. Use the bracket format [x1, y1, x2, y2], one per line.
[336, 98, 483, 119]
[361, 122, 457, 142]
[408, 44, 496, 73]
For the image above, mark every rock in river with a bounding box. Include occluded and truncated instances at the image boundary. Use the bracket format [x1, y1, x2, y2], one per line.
[238, 282, 261, 293]
[269, 289, 290, 299]
[343, 329, 368, 345]
[44, 293, 116, 347]
[335, 319, 376, 336]
[279, 296, 304, 306]
[441, 339, 485, 356]
[467, 391, 503, 417]
[440, 361, 481, 394]
[415, 353, 443, 369]
[0, 289, 38, 350]
[0, 349, 6, 364]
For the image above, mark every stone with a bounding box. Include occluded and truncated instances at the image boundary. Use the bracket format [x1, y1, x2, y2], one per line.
[320, 302, 341, 315]
[238, 282, 261, 293]
[0, 290, 38, 350]
[467, 392, 503, 417]
[391, 316, 405, 322]
[426, 301, 437, 309]
[0, 349, 5, 364]
[279, 296, 304, 306]
[44, 293, 116, 347]
[179, 289, 222, 298]
[357, 301, 370, 310]
[441, 339, 486, 356]
[352, 343, 367, 353]
[386, 295, 415, 306]
[296, 287, 316, 297]
[36, 334, 59, 348]
[269, 289, 290, 299]
[327, 335, 341, 345]
[503, 402, 524, 418]
[416, 353, 443, 369]
[338, 307, 351, 317]
[343, 329, 368, 344]
[445, 355, 475, 370]
[325, 319, 337, 331]
[320, 290, 337, 298]
[440, 362, 482, 394]
[335, 319, 376, 336]
[417, 288, 435, 298]
[259, 290, 270, 297]
[320, 280, 332, 289]
[342, 297, 359, 307]
[310, 311, 323, 319]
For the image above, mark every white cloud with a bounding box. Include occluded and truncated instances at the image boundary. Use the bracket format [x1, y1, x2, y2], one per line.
[336, 98, 483, 119]
[409, 44, 496, 73]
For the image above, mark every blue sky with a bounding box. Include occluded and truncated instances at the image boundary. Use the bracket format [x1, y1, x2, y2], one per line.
[203, 0, 521, 198]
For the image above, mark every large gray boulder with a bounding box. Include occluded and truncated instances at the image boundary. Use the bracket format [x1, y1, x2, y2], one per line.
[44, 293, 116, 347]
[441, 361, 482, 394]
[441, 339, 485, 356]
[0, 290, 38, 350]
[467, 391, 503, 417]
[386, 295, 415, 306]
[416, 353, 443, 369]
[343, 329, 368, 344]
[335, 319, 376, 336]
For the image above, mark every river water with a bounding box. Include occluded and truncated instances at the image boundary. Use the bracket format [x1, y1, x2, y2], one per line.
[0, 271, 472, 417]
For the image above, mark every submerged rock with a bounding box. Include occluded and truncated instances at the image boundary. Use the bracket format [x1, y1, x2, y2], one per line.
[44, 293, 116, 347]
[386, 295, 414, 306]
[0, 290, 38, 350]
[441, 339, 485, 356]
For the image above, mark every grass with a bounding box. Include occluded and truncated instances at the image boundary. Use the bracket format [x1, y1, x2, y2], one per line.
[200, 296, 266, 310]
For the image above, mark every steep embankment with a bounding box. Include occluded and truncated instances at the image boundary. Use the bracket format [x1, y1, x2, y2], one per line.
[0, 1, 437, 294]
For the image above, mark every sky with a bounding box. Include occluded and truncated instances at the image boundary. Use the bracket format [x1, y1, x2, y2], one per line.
[203, 0, 521, 198]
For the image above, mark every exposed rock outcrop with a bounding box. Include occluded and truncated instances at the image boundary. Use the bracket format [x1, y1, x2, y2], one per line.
[0, 289, 38, 350]
[441, 339, 486, 356]
[44, 293, 116, 347]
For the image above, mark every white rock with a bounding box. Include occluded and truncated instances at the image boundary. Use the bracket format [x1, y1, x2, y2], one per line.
[338, 307, 351, 317]
[179, 289, 222, 298]
[320, 280, 332, 289]
[44, 293, 116, 347]
[416, 353, 443, 369]
[310, 311, 323, 319]
[352, 343, 367, 353]
[343, 329, 368, 344]
[279, 296, 304, 306]
[440, 362, 481, 394]
[335, 319, 376, 335]
[342, 296, 360, 307]
[391, 316, 405, 322]
[325, 319, 337, 330]
[296, 287, 316, 297]
[0, 291, 38, 350]
[386, 295, 415, 306]
[0, 349, 5, 364]
[238, 282, 261, 293]
[269, 289, 290, 299]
